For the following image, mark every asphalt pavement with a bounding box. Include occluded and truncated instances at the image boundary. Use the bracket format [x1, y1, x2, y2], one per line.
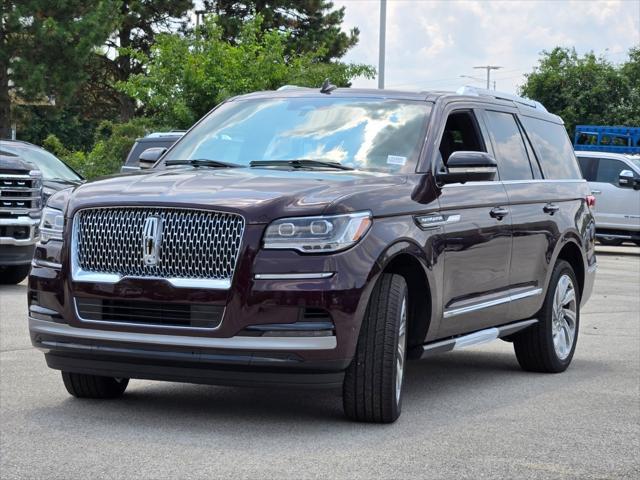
[1, 246, 639, 479]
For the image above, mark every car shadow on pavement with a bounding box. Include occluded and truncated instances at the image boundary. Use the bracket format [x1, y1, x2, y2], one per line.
[30, 348, 610, 434]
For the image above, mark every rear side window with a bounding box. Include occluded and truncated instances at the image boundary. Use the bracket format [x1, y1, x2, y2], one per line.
[521, 116, 582, 179]
[577, 157, 597, 181]
[484, 111, 533, 180]
[596, 158, 628, 185]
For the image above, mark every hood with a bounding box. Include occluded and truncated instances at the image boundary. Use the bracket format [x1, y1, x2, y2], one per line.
[66, 167, 407, 223]
[0, 154, 34, 174]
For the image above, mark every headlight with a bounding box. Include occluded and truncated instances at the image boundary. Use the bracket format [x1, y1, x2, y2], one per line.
[263, 211, 372, 253]
[40, 206, 64, 242]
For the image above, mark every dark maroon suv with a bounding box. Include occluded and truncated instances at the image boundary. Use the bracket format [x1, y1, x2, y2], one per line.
[28, 86, 596, 422]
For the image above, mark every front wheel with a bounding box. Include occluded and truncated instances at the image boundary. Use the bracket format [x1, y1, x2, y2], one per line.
[513, 260, 580, 373]
[598, 236, 623, 246]
[0, 265, 31, 285]
[62, 372, 129, 399]
[343, 273, 408, 423]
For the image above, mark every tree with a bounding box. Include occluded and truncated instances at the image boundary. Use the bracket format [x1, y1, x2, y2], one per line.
[97, 0, 194, 121]
[0, 0, 118, 138]
[520, 47, 640, 136]
[120, 16, 374, 128]
[205, 0, 359, 61]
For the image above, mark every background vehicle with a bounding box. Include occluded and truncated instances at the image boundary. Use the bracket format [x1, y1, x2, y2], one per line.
[576, 151, 640, 246]
[29, 86, 596, 422]
[0, 140, 83, 284]
[120, 131, 185, 172]
[574, 125, 640, 155]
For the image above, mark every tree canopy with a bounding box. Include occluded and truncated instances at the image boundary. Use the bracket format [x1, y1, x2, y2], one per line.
[519, 47, 640, 136]
[120, 16, 374, 128]
[205, 0, 359, 61]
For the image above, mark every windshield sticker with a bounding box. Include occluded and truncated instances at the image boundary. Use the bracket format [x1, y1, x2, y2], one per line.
[387, 155, 407, 166]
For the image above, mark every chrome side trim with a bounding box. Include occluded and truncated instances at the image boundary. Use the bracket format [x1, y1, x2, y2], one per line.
[414, 213, 461, 230]
[443, 179, 587, 188]
[29, 317, 337, 351]
[32, 259, 62, 269]
[595, 233, 633, 239]
[418, 319, 539, 358]
[254, 272, 334, 280]
[444, 287, 543, 318]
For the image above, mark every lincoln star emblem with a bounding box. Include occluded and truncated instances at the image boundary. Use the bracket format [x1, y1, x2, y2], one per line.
[142, 216, 163, 266]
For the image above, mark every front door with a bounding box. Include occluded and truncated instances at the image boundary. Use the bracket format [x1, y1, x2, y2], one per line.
[435, 108, 512, 337]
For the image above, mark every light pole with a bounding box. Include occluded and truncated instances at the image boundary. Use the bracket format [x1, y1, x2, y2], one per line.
[378, 0, 387, 89]
[473, 65, 502, 90]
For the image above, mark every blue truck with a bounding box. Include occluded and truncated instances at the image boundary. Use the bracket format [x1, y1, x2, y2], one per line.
[574, 125, 640, 154]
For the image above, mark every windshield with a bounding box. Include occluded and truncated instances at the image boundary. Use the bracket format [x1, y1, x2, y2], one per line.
[0, 144, 82, 182]
[164, 97, 431, 173]
[628, 157, 640, 170]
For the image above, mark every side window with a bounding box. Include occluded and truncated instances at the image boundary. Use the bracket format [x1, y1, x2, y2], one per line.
[484, 110, 533, 180]
[577, 157, 598, 181]
[520, 116, 582, 179]
[595, 158, 628, 186]
[437, 110, 486, 169]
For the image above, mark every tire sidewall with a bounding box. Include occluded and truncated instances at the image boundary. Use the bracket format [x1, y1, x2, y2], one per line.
[391, 284, 409, 418]
[542, 261, 581, 370]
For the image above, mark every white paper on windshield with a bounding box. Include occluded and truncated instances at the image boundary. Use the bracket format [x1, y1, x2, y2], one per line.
[387, 155, 407, 166]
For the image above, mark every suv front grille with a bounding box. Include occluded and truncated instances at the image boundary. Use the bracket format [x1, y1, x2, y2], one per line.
[74, 207, 245, 283]
[75, 297, 224, 329]
[0, 174, 42, 215]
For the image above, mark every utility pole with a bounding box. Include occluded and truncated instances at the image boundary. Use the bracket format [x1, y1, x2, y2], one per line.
[473, 65, 502, 90]
[378, 0, 387, 89]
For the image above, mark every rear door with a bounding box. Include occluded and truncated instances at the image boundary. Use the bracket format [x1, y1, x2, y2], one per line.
[481, 108, 552, 322]
[435, 106, 512, 337]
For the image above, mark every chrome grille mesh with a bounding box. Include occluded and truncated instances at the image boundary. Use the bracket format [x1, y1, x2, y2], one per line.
[74, 207, 245, 281]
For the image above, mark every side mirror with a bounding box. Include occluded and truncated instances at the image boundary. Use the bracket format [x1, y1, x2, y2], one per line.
[138, 147, 167, 169]
[618, 169, 640, 189]
[438, 151, 498, 185]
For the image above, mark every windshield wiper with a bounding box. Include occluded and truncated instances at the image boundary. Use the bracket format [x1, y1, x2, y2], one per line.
[165, 159, 241, 168]
[249, 159, 354, 171]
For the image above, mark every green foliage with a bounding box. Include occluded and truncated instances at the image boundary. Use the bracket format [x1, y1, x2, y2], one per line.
[520, 47, 640, 135]
[120, 16, 375, 127]
[0, 1, 119, 137]
[206, 0, 359, 61]
[44, 118, 162, 179]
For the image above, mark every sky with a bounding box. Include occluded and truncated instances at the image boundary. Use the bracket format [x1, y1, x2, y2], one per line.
[334, 0, 640, 93]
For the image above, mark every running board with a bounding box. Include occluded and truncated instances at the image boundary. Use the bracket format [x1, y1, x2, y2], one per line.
[414, 319, 538, 359]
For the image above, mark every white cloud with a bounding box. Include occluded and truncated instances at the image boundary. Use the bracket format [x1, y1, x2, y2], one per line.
[336, 0, 640, 93]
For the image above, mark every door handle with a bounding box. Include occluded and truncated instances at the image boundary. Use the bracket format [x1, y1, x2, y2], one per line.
[490, 206, 509, 220]
[543, 203, 560, 215]
[591, 190, 601, 195]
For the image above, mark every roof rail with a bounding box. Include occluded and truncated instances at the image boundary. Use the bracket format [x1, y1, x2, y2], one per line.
[277, 85, 307, 91]
[456, 85, 548, 112]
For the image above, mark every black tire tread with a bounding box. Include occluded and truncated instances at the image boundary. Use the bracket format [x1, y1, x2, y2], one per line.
[343, 273, 406, 423]
[0, 265, 30, 285]
[61, 372, 128, 399]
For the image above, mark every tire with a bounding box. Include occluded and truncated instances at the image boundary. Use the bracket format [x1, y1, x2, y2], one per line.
[61, 372, 129, 399]
[513, 260, 580, 373]
[343, 273, 408, 423]
[0, 265, 31, 285]
[597, 237, 623, 246]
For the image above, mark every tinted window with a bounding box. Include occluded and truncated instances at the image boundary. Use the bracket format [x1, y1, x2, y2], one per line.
[521, 116, 582, 179]
[485, 111, 533, 180]
[165, 98, 431, 173]
[596, 158, 628, 185]
[577, 157, 597, 181]
[436, 111, 486, 172]
[0, 144, 81, 182]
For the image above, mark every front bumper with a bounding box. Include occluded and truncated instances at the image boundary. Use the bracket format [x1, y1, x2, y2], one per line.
[30, 317, 346, 388]
[0, 217, 40, 246]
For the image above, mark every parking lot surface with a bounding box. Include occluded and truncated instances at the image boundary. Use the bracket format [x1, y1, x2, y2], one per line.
[1, 246, 639, 479]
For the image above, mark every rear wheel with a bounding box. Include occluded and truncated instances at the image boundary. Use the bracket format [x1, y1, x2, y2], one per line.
[598, 236, 623, 246]
[61, 372, 129, 399]
[513, 260, 580, 373]
[343, 273, 408, 423]
[0, 265, 31, 285]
